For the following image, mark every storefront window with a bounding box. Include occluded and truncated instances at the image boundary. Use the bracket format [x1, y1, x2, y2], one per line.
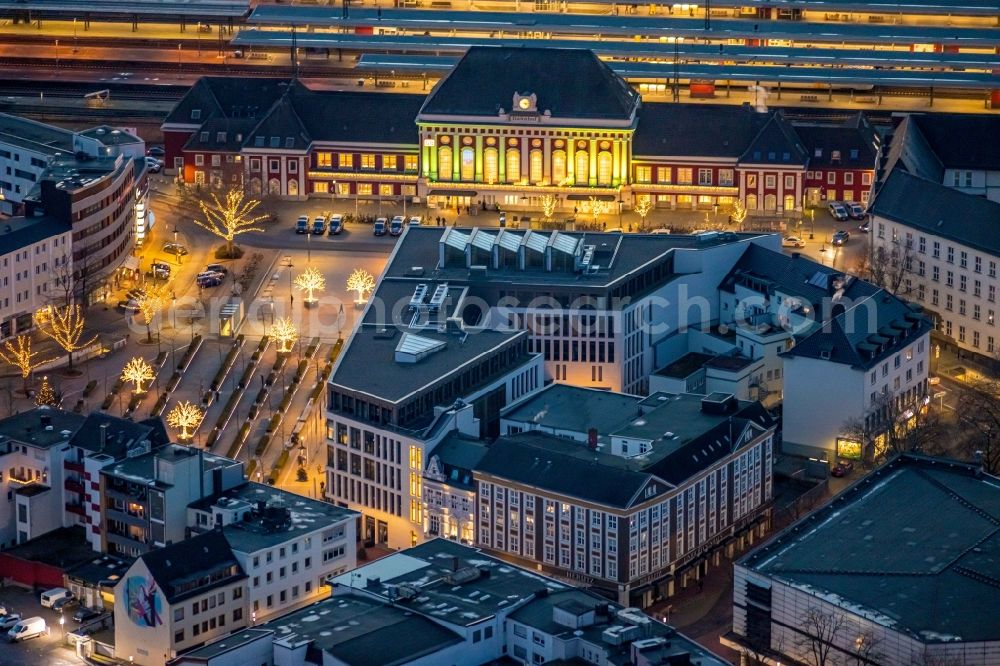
[438, 147, 453, 181]
[597, 152, 613, 186]
[530, 150, 543, 183]
[506, 149, 521, 183]
[552, 150, 566, 183]
[836, 437, 862, 461]
[575, 151, 588, 185]
[460, 147, 475, 181]
[484, 148, 499, 183]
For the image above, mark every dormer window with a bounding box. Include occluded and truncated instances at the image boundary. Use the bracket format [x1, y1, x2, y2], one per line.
[285, 137, 295, 148]
[216, 132, 226, 143]
[850, 148, 859, 160]
[190, 109, 202, 121]
[200, 131, 209, 142]
[814, 148, 823, 157]
[831, 150, 842, 164]
[269, 136, 280, 148]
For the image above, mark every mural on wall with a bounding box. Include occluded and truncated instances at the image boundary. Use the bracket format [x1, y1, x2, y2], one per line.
[124, 576, 162, 627]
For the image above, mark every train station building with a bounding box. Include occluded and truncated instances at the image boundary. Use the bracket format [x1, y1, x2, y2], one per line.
[163, 46, 878, 218]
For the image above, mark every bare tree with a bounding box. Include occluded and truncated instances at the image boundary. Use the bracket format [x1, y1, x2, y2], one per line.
[955, 379, 1000, 474]
[841, 389, 947, 462]
[849, 629, 885, 666]
[912, 649, 964, 666]
[795, 606, 849, 666]
[856, 242, 914, 294]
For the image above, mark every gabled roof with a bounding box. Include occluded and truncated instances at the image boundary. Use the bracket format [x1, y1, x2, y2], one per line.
[740, 112, 808, 166]
[141, 530, 245, 604]
[162, 77, 290, 127]
[870, 168, 1000, 257]
[879, 114, 943, 184]
[287, 88, 423, 145]
[794, 117, 878, 170]
[419, 47, 639, 121]
[910, 113, 1000, 171]
[632, 103, 769, 158]
[182, 116, 257, 153]
[244, 93, 311, 152]
[69, 413, 169, 459]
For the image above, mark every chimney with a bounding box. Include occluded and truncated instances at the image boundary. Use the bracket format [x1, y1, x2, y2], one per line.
[451, 556, 460, 572]
[40, 413, 51, 428]
[587, 428, 599, 450]
[99, 423, 108, 452]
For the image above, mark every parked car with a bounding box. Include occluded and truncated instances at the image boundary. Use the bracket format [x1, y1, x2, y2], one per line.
[206, 263, 228, 276]
[831, 460, 855, 477]
[847, 202, 866, 220]
[146, 146, 165, 157]
[312, 216, 327, 235]
[261, 212, 279, 225]
[328, 214, 343, 235]
[408, 216, 422, 227]
[832, 230, 851, 245]
[0, 615, 21, 630]
[73, 607, 103, 623]
[145, 157, 163, 173]
[390, 216, 404, 236]
[162, 242, 188, 257]
[127, 288, 147, 301]
[52, 596, 78, 611]
[828, 201, 849, 221]
[782, 236, 806, 248]
[295, 215, 309, 234]
[858, 220, 871, 233]
[151, 261, 171, 279]
[196, 271, 225, 288]
[7, 616, 46, 642]
[41, 588, 72, 609]
[118, 299, 140, 313]
[373, 217, 387, 236]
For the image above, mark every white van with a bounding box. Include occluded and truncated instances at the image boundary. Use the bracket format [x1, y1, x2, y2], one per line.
[40, 587, 71, 608]
[7, 616, 46, 642]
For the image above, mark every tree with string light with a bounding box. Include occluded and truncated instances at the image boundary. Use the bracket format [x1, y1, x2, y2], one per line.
[633, 197, 653, 230]
[0, 335, 54, 394]
[195, 187, 268, 259]
[136, 283, 170, 343]
[294, 266, 326, 305]
[121, 357, 155, 394]
[346, 268, 375, 305]
[588, 196, 611, 227]
[37, 303, 97, 373]
[272, 317, 298, 354]
[35, 375, 56, 407]
[541, 195, 557, 223]
[167, 401, 203, 441]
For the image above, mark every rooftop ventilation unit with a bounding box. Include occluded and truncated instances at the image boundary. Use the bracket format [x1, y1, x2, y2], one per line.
[429, 283, 449, 311]
[409, 283, 428, 310]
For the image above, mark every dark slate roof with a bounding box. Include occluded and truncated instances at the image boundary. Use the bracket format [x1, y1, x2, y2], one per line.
[794, 120, 878, 169]
[65, 554, 133, 586]
[287, 88, 423, 145]
[420, 47, 639, 120]
[870, 168, 1000, 257]
[632, 103, 768, 157]
[0, 216, 71, 256]
[244, 93, 311, 151]
[475, 432, 653, 508]
[69, 413, 169, 459]
[911, 113, 1000, 170]
[879, 114, 943, 184]
[741, 454, 1000, 644]
[428, 435, 487, 489]
[182, 116, 256, 153]
[0, 407, 85, 448]
[163, 77, 290, 127]
[740, 112, 808, 166]
[141, 530, 245, 604]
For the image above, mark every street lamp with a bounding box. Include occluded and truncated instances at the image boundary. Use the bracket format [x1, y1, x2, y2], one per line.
[59, 612, 65, 637]
[196, 23, 202, 57]
[73, 18, 78, 53]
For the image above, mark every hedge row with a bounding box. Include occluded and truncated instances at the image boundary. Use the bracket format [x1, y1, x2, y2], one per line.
[210, 335, 245, 392]
[176, 335, 203, 372]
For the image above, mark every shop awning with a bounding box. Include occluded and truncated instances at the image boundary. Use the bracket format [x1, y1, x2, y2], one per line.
[429, 189, 477, 197]
[121, 256, 139, 271]
[566, 193, 617, 201]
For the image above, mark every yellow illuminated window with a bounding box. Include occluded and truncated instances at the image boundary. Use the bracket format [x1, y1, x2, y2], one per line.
[461, 147, 475, 181]
[317, 152, 332, 168]
[361, 154, 376, 169]
[506, 149, 521, 183]
[636, 166, 651, 184]
[382, 155, 397, 170]
[438, 147, 453, 181]
[657, 167, 671, 184]
[484, 148, 499, 183]
[575, 151, 588, 185]
[313, 181, 329, 194]
[357, 183, 372, 195]
[410, 472, 422, 498]
[551, 150, 566, 183]
[410, 499, 423, 524]
[597, 152, 613, 186]
[379, 184, 393, 196]
[404, 154, 418, 172]
[529, 150, 543, 183]
[338, 153, 353, 169]
[409, 445, 422, 470]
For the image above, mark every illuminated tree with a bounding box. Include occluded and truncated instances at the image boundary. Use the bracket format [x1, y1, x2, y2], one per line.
[346, 268, 375, 304]
[35, 375, 56, 407]
[294, 266, 326, 304]
[633, 197, 653, 229]
[195, 186, 268, 259]
[167, 400, 203, 441]
[0, 335, 54, 394]
[732, 199, 748, 227]
[588, 196, 612, 227]
[38, 303, 97, 371]
[541, 194, 557, 222]
[136, 283, 171, 342]
[272, 317, 298, 353]
[121, 357, 155, 394]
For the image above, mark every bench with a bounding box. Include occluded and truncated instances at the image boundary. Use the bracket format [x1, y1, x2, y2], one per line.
[248, 52, 269, 60]
[800, 94, 819, 102]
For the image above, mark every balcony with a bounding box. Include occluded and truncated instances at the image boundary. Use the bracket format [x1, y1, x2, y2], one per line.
[66, 503, 87, 517]
[105, 507, 147, 528]
[65, 477, 85, 495]
[64, 460, 84, 474]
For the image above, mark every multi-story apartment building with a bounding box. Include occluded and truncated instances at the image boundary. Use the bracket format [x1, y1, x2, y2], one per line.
[100, 444, 244, 558]
[870, 113, 1000, 366]
[114, 530, 249, 666]
[163, 48, 877, 217]
[187, 481, 358, 621]
[726, 454, 1000, 666]
[173, 539, 728, 666]
[0, 216, 71, 338]
[422, 434, 485, 545]
[480, 384, 775, 606]
[0, 407, 169, 550]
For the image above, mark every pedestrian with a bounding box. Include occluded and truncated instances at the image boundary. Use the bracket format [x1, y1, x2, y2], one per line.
[698, 579, 704, 592]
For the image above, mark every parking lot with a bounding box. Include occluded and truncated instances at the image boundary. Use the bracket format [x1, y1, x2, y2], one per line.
[0, 587, 96, 666]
